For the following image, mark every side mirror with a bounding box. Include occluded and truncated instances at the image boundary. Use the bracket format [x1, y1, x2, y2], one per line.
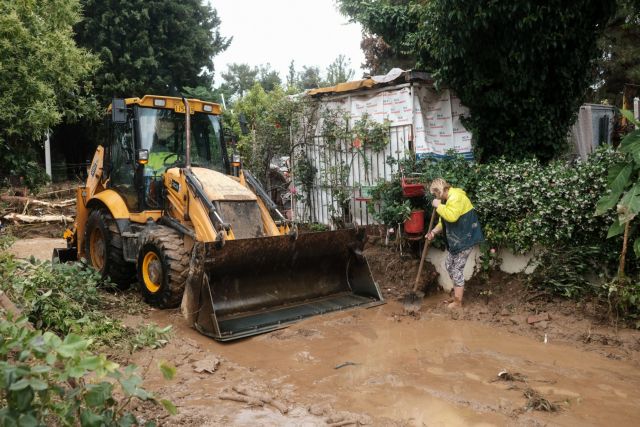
[112, 98, 127, 123]
[136, 149, 149, 165]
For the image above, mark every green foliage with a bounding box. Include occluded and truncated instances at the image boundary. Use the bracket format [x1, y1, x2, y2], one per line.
[351, 114, 391, 152]
[0, 0, 100, 188]
[129, 325, 173, 353]
[367, 180, 412, 226]
[527, 245, 605, 298]
[75, 0, 230, 104]
[340, 0, 620, 162]
[0, 252, 170, 353]
[234, 84, 302, 186]
[0, 316, 171, 426]
[425, 0, 615, 162]
[595, 0, 640, 103]
[326, 55, 355, 86]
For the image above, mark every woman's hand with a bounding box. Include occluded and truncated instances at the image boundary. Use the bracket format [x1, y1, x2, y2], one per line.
[425, 231, 435, 241]
[432, 199, 441, 208]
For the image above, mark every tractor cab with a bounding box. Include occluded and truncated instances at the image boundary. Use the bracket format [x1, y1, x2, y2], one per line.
[107, 96, 228, 211]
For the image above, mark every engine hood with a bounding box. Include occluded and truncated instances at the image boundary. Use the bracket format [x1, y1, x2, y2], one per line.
[191, 167, 256, 202]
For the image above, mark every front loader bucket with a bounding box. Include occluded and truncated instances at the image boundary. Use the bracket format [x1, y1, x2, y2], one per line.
[192, 229, 384, 341]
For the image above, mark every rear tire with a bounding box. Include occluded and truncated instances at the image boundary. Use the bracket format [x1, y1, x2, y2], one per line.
[136, 226, 190, 308]
[84, 209, 135, 289]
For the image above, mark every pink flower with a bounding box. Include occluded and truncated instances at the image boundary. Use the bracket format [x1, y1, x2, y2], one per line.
[490, 248, 496, 254]
[290, 186, 298, 195]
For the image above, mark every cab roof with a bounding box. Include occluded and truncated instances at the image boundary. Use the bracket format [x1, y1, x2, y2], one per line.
[107, 95, 222, 115]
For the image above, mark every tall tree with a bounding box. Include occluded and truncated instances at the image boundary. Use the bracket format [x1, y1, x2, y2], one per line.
[286, 60, 299, 91]
[425, 1, 615, 161]
[595, 0, 640, 103]
[220, 63, 259, 99]
[76, 0, 230, 103]
[258, 64, 282, 92]
[298, 66, 324, 90]
[326, 55, 355, 85]
[339, 0, 616, 162]
[0, 0, 99, 187]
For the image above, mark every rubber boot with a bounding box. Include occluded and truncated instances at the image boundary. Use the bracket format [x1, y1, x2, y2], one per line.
[447, 287, 464, 309]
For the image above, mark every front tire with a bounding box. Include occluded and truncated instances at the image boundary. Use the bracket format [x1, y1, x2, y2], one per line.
[84, 209, 135, 289]
[137, 226, 190, 308]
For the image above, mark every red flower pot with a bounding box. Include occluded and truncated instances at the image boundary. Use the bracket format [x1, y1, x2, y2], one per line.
[404, 209, 424, 234]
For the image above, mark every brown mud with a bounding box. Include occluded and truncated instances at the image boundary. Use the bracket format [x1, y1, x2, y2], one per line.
[8, 238, 640, 426]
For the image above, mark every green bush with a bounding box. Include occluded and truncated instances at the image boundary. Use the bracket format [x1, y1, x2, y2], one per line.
[0, 316, 175, 426]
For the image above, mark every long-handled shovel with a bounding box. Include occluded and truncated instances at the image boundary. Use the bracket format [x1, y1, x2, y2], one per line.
[401, 208, 438, 312]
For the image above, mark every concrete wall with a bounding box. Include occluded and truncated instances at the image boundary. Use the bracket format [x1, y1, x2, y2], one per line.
[426, 247, 535, 291]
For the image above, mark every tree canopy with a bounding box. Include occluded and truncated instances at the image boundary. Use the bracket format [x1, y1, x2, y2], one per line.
[0, 0, 99, 145]
[0, 0, 99, 187]
[339, 0, 617, 161]
[75, 0, 230, 103]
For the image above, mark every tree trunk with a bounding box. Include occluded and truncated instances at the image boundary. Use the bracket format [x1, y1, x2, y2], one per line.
[618, 220, 631, 279]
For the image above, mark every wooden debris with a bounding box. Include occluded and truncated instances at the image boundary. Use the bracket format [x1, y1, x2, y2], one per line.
[219, 392, 264, 407]
[527, 312, 550, 324]
[232, 385, 288, 414]
[1, 195, 75, 208]
[193, 356, 220, 374]
[523, 387, 560, 412]
[3, 213, 73, 223]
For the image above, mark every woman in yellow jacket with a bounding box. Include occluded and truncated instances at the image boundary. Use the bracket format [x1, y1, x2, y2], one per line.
[425, 178, 484, 309]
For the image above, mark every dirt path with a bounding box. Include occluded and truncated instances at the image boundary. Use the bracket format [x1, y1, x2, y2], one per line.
[10, 238, 640, 425]
[8, 237, 65, 260]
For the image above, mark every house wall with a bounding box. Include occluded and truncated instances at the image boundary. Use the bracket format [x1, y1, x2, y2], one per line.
[293, 83, 473, 227]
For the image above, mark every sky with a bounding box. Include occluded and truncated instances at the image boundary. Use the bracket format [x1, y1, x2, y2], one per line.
[208, 0, 366, 86]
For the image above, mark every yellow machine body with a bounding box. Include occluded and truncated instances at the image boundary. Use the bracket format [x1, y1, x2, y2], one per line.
[56, 95, 383, 341]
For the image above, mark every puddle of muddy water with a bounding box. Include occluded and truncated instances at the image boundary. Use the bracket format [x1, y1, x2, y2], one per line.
[140, 302, 640, 426]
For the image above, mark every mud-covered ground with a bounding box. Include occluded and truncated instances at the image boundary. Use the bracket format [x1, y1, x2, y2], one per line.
[8, 237, 640, 426]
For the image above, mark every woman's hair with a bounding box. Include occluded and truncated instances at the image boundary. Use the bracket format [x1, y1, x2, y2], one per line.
[429, 178, 451, 196]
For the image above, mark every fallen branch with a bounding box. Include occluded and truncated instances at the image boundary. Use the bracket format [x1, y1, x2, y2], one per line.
[1, 195, 75, 208]
[219, 393, 264, 407]
[0, 291, 33, 329]
[232, 385, 288, 414]
[3, 213, 73, 223]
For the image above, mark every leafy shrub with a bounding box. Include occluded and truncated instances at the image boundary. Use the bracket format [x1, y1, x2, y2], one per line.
[526, 245, 607, 298]
[367, 180, 412, 226]
[0, 316, 175, 426]
[0, 252, 173, 353]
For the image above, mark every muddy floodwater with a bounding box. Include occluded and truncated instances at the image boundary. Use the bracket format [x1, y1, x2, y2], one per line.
[9, 238, 640, 425]
[135, 303, 640, 426]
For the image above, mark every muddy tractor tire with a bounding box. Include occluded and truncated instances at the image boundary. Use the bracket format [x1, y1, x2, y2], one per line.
[137, 226, 190, 308]
[84, 209, 136, 289]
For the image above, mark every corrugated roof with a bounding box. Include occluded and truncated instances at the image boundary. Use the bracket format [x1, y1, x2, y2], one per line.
[306, 70, 433, 97]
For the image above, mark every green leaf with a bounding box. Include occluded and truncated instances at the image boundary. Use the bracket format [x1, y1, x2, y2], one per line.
[117, 413, 138, 427]
[607, 219, 625, 238]
[28, 378, 48, 391]
[30, 365, 51, 374]
[84, 382, 112, 408]
[618, 183, 640, 223]
[16, 414, 38, 427]
[158, 361, 176, 381]
[78, 356, 101, 371]
[80, 409, 104, 427]
[57, 334, 90, 358]
[160, 399, 178, 415]
[620, 109, 640, 127]
[634, 239, 640, 258]
[9, 379, 30, 391]
[608, 163, 633, 194]
[619, 129, 640, 159]
[596, 163, 633, 215]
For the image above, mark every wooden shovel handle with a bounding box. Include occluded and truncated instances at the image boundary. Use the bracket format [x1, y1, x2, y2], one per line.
[413, 208, 438, 292]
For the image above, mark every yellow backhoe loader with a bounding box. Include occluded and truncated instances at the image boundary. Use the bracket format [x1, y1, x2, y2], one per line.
[54, 95, 383, 341]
